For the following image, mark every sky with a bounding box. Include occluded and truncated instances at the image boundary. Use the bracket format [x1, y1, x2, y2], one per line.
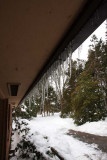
[72, 20, 106, 61]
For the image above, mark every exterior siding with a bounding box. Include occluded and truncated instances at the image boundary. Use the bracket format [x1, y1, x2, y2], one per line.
[0, 99, 12, 160]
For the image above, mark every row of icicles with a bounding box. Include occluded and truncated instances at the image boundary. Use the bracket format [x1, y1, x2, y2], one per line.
[21, 42, 82, 114]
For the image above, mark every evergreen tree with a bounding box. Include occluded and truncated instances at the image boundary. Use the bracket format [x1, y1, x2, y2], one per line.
[61, 60, 84, 117]
[71, 71, 107, 125]
[22, 97, 38, 119]
[13, 97, 38, 120]
[85, 35, 107, 108]
[44, 86, 58, 116]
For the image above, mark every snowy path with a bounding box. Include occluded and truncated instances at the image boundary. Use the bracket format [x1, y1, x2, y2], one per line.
[68, 129, 107, 153]
[24, 113, 107, 160]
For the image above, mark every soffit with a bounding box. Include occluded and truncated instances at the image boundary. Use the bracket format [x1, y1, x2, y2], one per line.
[0, 0, 87, 106]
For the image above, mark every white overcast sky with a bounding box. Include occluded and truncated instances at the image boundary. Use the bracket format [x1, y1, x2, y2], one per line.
[72, 20, 106, 61]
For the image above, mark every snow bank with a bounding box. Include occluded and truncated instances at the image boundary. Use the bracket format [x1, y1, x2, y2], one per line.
[11, 113, 107, 160]
[74, 118, 107, 136]
[27, 113, 107, 160]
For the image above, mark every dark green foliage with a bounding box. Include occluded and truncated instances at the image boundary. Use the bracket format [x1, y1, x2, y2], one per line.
[15, 139, 45, 160]
[67, 35, 107, 125]
[71, 72, 107, 125]
[14, 105, 31, 119]
[11, 120, 46, 160]
[44, 86, 59, 115]
[61, 60, 84, 117]
[12, 97, 38, 120]
[85, 35, 107, 107]
[25, 97, 38, 119]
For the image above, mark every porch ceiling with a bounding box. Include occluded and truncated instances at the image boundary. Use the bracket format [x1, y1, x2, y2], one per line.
[0, 0, 99, 106]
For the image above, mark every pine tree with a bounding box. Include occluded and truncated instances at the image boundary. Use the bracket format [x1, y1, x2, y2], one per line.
[61, 60, 84, 117]
[85, 35, 107, 108]
[44, 86, 58, 116]
[71, 71, 107, 125]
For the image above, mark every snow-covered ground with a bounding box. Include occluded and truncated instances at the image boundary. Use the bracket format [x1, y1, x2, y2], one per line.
[12, 113, 107, 160]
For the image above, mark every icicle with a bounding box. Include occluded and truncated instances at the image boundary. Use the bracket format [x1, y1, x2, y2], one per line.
[41, 83, 44, 116]
[41, 75, 46, 116]
[20, 39, 75, 108]
[77, 44, 82, 67]
[50, 67, 53, 87]
[61, 61, 65, 98]
[69, 52, 72, 77]
[67, 42, 72, 77]
[46, 80, 49, 99]
[65, 46, 70, 71]
[57, 59, 61, 97]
